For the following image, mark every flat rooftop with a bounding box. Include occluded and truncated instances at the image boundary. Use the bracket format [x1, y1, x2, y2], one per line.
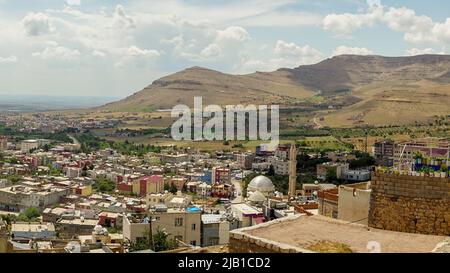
[238, 215, 448, 253]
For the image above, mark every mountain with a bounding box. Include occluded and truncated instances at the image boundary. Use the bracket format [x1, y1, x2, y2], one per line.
[99, 54, 450, 126]
[100, 66, 315, 111]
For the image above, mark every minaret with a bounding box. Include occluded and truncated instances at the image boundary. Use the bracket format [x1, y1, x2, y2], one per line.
[288, 144, 297, 201]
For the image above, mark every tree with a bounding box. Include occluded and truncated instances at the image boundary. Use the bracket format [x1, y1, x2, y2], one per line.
[325, 168, 337, 182]
[18, 207, 41, 221]
[169, 183, 178, 194]
[93, 178, 116, 193]
[153, 228, 178, 252]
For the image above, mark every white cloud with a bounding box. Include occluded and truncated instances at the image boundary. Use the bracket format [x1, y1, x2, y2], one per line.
[200, 43, 221, 58]
[113, 5, 135, 29]
[66, 0, 81, 6]
[235, 41, 323, 74]
[274, 40, 323, 63]
[22, 12, 54, 36]
[216, 26, 250, 42]
[32, 41, 81, 61]
[405, 48, 446, 56]
[0, 55, 18, 64]
[323, 6, 383, 34]
[115, 46, 161, 67]
[332, 45, 373, 56]
[323, 4, 450, 46]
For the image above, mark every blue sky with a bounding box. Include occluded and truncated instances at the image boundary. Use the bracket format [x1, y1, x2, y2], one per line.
[0, 0, 449, 97]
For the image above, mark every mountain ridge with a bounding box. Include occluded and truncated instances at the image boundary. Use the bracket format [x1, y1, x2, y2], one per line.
[98, 54, 450, 126]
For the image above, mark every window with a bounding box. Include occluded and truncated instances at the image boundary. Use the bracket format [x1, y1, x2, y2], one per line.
[175, 218, 183, 227]
[191, 223, 196, 230]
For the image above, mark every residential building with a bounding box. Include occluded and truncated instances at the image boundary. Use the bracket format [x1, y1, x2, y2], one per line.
[316, 162, 349, 181]
[132, 175, 165, 197]
[230, 203, 264, 228]
[0, 186, 69, 212]
[301, 183, 336, 197]
[57, 218, 99, 238]
[373, 140, 394, 166]
[123, 207, 202, 246]
[211, 167, 231, 184]
[161, 154, 189, 164]
[317, 188, 339, 219]
[393, 138, 450, 168]
[0, 136, 7, 150]
[345, 170, 371, 182]
[337, 182, 371, 225]
[236, 153, 255, 170]
[11, 222, 56, 239]
[201, 214, 238, 247]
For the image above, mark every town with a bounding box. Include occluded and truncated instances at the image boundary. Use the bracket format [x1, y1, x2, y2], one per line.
[0, 112, 449, 253]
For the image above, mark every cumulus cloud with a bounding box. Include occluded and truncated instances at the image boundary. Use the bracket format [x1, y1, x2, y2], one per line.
[235, 41, 323, 74]
[323, 4, 450, 46]
[22, 12, 54, 36]
[216, 26, 250, 42]
[274, 40, 323, 63]
[323, 5, 383, 34]
[113, 5, 135, 29]
[200, 43, 221, 58]
[0, 55, 18, 64]
[115, 45, 161, 67]
[32, 41, 81, 61]
[332, 46, 373, 56]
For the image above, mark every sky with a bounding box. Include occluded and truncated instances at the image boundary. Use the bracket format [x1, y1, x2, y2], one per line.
[0, 0, 449, 97]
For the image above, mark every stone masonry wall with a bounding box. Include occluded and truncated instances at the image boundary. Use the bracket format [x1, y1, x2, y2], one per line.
[369, 172, 450, 236]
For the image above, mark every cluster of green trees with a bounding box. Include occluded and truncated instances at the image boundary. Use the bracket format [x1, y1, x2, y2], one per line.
[349, 151, 375, 169]
[128, 227, 179, 252]
[1, 207, 41, 224]
[93, 177, 116, 193]
[77, 132, 162, 156]
[164, 183, 179, 194]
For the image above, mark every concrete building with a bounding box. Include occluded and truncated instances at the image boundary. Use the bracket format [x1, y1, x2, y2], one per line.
[337, 182, 371, 225]
[393, 138, 450, 168]
[301, 183, 336, 197]
[57, 218, 99, 238]
[0, 136, 8, 150]
[317, 188, 339, 219]
[212, 167, 231, 184]
[373, 140, 394, 166]
[230, 203, 264, 228]
[20, 139, 51, 153]
[132, 175, 165, 197]
[161, 154, 189, 164]
[236, 153, 255, 170]
[345, 170, 371, 182]
[0, 186, 69, 212]
[20, 140, 39, 153]
[11, 222, 56, 239]
[316, 162, 349, 181]
[66, 167, 82, 179]
[201, 214, 238, 247]
[271, 158, 289, 175]
[123, 207, 202, 246]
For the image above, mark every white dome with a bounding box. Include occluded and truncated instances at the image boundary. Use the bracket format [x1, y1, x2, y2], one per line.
[248, 191, 266, 203]
[248, 176, 275, 193]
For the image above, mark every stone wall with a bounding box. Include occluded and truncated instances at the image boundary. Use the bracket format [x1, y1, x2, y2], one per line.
[369, 172, 450, 236]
